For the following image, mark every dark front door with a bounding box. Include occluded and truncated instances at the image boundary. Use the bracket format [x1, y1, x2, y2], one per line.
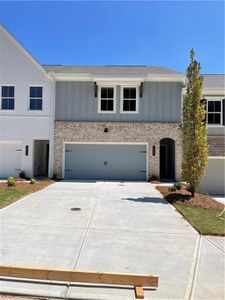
[160, 145, 168, 179]
[160, 139, 175, 180]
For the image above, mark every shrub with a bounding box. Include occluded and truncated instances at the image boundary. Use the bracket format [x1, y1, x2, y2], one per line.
[174, 181, 182, 190]
[52, 173, 58, 180]
[19, 170, 26, 179]
[7, 176, 16, 187]
[30, 178, 36, 184]
[169, 185, 177, 192]
[150, 175, 159, 181]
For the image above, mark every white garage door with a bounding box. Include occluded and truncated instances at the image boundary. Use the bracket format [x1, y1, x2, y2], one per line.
[0, 141, 22, 178]
[200, 157, 225, 195]
[64, 143, 147, 180]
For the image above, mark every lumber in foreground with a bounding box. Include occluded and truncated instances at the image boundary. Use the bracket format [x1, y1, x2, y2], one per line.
[0, 265, 159, 299]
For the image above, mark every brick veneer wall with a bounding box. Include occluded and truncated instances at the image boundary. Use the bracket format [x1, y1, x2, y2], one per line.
[208, 136, 225, 156]
[54, 121, 182, 180]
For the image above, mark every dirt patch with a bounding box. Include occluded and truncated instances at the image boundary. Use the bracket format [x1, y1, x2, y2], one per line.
[156, 186, 224, 210]
[0, 179, 55, 192]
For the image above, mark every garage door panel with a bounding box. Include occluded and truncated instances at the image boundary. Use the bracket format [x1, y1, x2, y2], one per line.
[65, 144, 147, 180]
[0, 142, 22, 178]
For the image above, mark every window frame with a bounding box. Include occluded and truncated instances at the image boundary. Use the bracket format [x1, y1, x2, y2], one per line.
[98, 85, 116, 114]
[1, 85, 15, 111]
[120, 85, 139, 114]
[206, 97, 223, 127]
[29, 85, 43, 111]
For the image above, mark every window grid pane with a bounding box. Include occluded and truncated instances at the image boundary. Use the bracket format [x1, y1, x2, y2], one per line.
[2, 98, 14, 110]
[1, 86, 15, 110]
[207, 100, 222, 125]
[29, 87, 43, 110]
[100, 87, 114, 112]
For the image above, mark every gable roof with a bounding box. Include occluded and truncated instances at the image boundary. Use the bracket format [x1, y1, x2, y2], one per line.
[202, 74, 225, 90]
[0, 23, 48, 76]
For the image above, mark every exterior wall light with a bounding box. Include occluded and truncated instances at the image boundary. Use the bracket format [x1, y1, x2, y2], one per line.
[104, 128, 109, 133]
[152, 145, 156, 156]
[140, 82, 143, 97]
[25, 145, 29, 156]
[94, 82, 98, 97]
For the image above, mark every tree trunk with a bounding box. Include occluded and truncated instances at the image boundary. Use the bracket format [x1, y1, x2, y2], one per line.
[190, 184, 195, 197]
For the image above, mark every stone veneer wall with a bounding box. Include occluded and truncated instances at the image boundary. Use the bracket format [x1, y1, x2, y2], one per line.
[208, 136, 225, 156]
[54, 121, 182, 180]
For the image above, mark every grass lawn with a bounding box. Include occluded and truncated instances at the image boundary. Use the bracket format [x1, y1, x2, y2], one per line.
[157, 186, 225, 236]
[0, 189, 30, 209]
[0, 179, 54, 209]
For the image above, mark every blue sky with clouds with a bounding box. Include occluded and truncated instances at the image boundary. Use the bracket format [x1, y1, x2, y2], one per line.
[0, 1, 224, 73]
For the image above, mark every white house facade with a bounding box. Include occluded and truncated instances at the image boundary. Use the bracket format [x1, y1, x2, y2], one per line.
[0, 25, 55, 178]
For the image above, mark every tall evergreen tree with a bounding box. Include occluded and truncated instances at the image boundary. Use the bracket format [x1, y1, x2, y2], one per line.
[182, 49, 208, 197]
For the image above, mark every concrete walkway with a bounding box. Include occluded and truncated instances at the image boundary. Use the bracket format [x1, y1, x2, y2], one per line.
[0, 181, 224, 299]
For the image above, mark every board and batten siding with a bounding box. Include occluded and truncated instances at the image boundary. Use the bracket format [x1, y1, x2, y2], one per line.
[208, 127, 225, 136]
[55, 81, 182, 122]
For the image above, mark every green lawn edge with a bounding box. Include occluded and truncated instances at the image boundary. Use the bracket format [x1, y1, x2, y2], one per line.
[0, 189, 31, 209]
[173, 202, 225, 236]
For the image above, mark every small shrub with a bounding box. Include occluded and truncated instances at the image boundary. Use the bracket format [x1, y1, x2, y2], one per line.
[174, 181, 182, 190]
[52, 173, 58, 180]
[169, 185, 177, 192]
[30, 178, 36, 184]
[7, 176, 16, 187]
[200, 191, 209, 195]
[150, 175, 159, 181]
[19, 170, 26, 179]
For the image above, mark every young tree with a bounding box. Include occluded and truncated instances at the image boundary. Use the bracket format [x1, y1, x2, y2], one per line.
[182, 49, 208, 197]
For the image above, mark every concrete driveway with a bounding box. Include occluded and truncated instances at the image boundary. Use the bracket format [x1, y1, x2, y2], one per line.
[0, 181, 224, 299]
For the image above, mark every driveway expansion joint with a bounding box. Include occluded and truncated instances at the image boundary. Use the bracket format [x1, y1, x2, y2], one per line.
[203, 235, 225, 253]
[62, 182, 106, 298]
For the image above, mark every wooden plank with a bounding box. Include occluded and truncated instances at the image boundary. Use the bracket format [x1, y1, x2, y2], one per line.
[0, 265, 158, 287]
[135, 286, 144, 299]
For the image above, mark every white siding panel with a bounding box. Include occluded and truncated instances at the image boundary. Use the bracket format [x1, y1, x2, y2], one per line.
[200, 157, 225, 195]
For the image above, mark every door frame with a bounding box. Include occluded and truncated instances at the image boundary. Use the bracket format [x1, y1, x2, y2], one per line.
[62, 142, 149, 180]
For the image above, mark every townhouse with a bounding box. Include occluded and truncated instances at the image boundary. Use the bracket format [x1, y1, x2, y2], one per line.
[0, 24, 224, 194]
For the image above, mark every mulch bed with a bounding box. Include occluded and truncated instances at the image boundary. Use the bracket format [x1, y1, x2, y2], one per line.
[0, 179, 55, 192]
[156, 186, 224, 210]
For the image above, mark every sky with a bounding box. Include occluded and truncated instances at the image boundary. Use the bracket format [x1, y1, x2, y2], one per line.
[0, 1, 224, 74]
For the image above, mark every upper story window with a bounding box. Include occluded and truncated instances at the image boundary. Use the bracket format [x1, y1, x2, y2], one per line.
[121, 87, 139, 113]
[98, 86, 116, 113]
[29, 86, 43, 110]
[1, 86, 15, 110]
[207, 99, 223, 125]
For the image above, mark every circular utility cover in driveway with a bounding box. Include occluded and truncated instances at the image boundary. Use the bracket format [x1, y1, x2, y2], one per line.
[70, 207, 81, 211]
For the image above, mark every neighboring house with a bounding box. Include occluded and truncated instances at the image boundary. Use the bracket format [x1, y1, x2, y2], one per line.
[0, 24, 224, 194]
[45, 65, 184, 181]
[200, 75, 225, 194]
[0, 25, 55, 178]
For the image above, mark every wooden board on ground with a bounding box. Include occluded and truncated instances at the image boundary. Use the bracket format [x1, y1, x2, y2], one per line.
[0, 265, 159, 299]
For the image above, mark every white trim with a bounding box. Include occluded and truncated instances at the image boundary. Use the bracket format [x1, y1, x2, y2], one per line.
[62, 142, 149, 180]
[0, 84, 15, 111]
[208, 156, 225, 159]
[206, 98, 223, 127]
[97, 86, 116, 114]
[27, 85, 44, 112]
[120, 86, 139, 114]
[50, 74, 185, 83]
[203, 89, 225, 96]
[96, 80, 142, 86]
